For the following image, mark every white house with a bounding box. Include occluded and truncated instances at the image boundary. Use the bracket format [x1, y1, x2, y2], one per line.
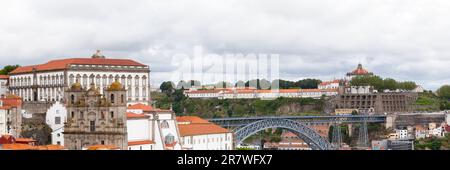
[318, 80, 340, 90]
[177, 116, 233, 150]
[126, 103, 182, 150]
[395, 129, 409, 139]
[45, 101, 67, 146]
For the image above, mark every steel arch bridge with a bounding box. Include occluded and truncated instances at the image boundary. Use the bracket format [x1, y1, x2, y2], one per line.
[234, 119, 333, 150]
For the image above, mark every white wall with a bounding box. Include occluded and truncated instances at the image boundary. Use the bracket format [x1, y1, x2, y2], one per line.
[127, 119, 150, 141]
[45, 102, 67, 145]
[181, 133, 233, 150]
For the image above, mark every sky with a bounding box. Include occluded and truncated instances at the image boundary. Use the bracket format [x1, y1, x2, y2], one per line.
[1, 0, 449, 90]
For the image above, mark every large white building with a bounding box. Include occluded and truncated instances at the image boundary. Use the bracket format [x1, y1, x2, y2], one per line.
[8, 51, 151, 105]
[0, 75, 8, 98]
[126, 103, 182, 150]
[185, 88, 338, 100]
[177, 116, 233, 150]
[45, 101, 67, 146]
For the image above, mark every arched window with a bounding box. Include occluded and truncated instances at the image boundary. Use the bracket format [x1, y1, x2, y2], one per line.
[110, 94, 115, 103]
[121, 94, 124, 103]
[101, 111, 105, 119]
[161, 120, 169, 129]
[135, 87, 139, 97]
[110, 111, 114, 118]
[80, 111, 84, 119]
[69, 74, 74, 85]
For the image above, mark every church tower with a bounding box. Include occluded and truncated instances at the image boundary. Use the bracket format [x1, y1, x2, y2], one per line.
[63, 80, 127, 150]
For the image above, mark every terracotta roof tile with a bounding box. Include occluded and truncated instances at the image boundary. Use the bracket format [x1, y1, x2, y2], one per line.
[0, 75, 9, 79]
[86, 145, 120, 150]
[177, 116, 211, 124]
[126, 112, 149, 119]
[128, 140, 155, 146]
[178, 123, 230, 136]
[10, 58, 146, 74]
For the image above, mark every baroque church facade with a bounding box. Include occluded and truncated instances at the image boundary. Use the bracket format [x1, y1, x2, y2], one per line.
[63, 81, 128, 150]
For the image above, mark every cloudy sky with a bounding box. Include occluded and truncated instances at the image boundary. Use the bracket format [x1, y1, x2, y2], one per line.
[1, 0, 449, 90]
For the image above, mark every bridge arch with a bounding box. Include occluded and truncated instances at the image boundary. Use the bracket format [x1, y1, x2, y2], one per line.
[234, 119, 333, 150]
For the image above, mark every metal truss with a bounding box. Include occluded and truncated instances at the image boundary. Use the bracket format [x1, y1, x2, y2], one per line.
[234, 119, 333, 150]
[209, 115, 386, 128]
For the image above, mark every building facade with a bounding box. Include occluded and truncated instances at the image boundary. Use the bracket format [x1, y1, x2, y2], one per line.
[333, 91, 418, 114]
[63, 81, 128, 150]
[8, 51, 151, 105]
[126, 103, 182, 150]
[0, 95, 22, 137]
[177, 116, 233, 150]
[185, 88, 338, 100]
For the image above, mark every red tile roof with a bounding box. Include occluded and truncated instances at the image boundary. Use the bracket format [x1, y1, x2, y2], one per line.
[0, 75, 9, 79]
[319, 80, 340, 86]
[128, 140, 155, 146]
[177, 116, 230, 136]
[127, 103, 154, 112]
[9, 58, 146, 74]
[126, 112, 149, 119]
[0, 96, 22, 108]
[176, 116, 211, 124]
[86, 145, 120, 150]
[1, 143, 36, 150]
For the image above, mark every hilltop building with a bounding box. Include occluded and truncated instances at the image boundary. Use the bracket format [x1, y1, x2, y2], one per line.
[346, 63, 373, 80]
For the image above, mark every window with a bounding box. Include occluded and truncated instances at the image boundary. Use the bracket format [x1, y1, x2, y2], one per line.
[101, 111, 105, 119]
[55, 117, 61, 124]
[110, 94, 115, 103]
[90, 121, 95, 132]
[57, 133, 61, 137]
[110, 111, 114, 118]
[161, 120, 169, 128]
[101, 140, 105, 145]
[142, 77, 147, 86]
[135, 76, 139, 86]
[165, 134, 174, 144]
[121, 95, 124, 103]
[57, 141, 61, 145]
[135, 87, 139, 97]
[71, 112, 75, 118]
[80, 111, 84, 119]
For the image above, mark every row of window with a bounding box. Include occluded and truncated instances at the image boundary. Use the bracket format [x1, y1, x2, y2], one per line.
[68, 74, 147, 87]
[10, 75, 65, 87]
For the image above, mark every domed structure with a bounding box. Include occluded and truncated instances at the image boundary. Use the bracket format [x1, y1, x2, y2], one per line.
[107, 80, 124, 91]
[70, 82, 83, 91]
[346, 63, 373, 78]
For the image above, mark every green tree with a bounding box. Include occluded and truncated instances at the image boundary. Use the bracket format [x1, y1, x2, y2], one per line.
[159, 81, 175, 95]
[397, 81, 417, 90]
[383, 78, 398, 90]
[437, 85, 450, 100]
[0, 65, 20, 75]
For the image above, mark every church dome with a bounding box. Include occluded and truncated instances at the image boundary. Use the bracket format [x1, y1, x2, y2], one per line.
[347, 63, 373, 76]
[70, 82, 83, 91]
[108, 81, 124, 91]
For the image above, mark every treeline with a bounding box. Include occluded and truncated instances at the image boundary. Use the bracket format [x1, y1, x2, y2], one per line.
[349, 75, 417, 91]
[159, 78, 322, 93]
[0, 65, 19, 75]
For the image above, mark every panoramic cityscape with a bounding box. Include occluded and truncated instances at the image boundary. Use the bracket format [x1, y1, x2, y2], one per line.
[0, 50, 449, 150]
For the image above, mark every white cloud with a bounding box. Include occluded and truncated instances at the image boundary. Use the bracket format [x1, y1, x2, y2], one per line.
[0, 0, 449, 90]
